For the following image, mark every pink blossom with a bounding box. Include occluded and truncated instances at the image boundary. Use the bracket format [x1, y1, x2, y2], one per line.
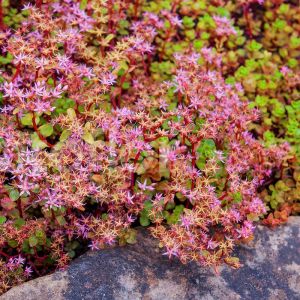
[100, 73, 117, 86]
[213, 16, 237, 37]
[137, 180, 156, 191]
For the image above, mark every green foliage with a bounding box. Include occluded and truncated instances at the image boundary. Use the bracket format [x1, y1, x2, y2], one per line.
[164, 205, 184, 225]
[0, 216, 7, 225]
[39, 124, 54, 137]
[53, 98, 75, 114]
[139, 200, 153, 226]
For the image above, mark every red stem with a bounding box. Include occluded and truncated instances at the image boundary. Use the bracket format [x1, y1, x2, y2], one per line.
[191, 143, 196, 190]
[130, 150, 141, 191]
[160, 29, 171, 61]
[36, 0, 42, 8]
[51, 209, 56, 222]
[0, 0, 4, 30]
[35, 68, 40, 81]
[32, 112, 54, 148]
[17, 198, 23, 218]
[108, 0, 113, 32]
[0, 250, 10, 258]
[16, 114, 22, 129]
[117, 68, 130, 107]
[133, 0, 139, 20]
[111, 95, 117, 110]
[243, 4, 253, 38]
[12, 63, 21, 82]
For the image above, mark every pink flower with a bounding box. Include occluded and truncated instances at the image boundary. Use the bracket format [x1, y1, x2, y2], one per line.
[89, 240, 100, 251]
[169, 15, 182, 27]
[181, 215, 192, 230]
[3, 82, 15, 98]
[237, 221, 255, 239]
[280, 66, 291, 76]
[127, 214, 136, 223]
[24, 266, 33, 277]
[137, 180, 156, 191]
[100, 73, 117, 86]
[22, 3, 33, 10]
[17, 177, 33, 196]
[126, 192, 135, 204]
[207, 239, 219, 250]
[14, 53, 28, 65]
[163, 245, 179, 259]
[213, 16, 237, 37]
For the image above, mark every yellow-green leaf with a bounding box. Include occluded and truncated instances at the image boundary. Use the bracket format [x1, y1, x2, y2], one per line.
[31, 132, 47, 149]
[82, 131, 94, 144]
[39, 124, 54, 137]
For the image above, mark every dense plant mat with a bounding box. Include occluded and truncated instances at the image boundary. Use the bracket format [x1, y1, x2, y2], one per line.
[0, 0, 299, 294]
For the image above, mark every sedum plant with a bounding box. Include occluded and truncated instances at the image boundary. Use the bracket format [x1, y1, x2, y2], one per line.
[0, 0, 297, 294]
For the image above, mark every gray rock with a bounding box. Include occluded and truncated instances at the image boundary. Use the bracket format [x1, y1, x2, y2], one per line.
[2, 217, 300, 300]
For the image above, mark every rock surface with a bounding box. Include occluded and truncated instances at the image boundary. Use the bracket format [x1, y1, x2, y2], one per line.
[2, 217, 300, 300]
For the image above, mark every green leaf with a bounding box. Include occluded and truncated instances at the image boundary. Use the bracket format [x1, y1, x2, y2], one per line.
[166, 205, 184, 225]
[236, 66, 249, 78]
[29, 236, 38, 247]
[56, 215, 67, 226]
[80, 0, 88, 10]
[255, 95, 268, 107]
[193, 39, 204, 50]
[122, 82, 130, 90]
[291, 100, 300, 111]
[60, 130, 71, 142]
[290, 36, 300, 49]
[22, 240, 30, 253]
[21, 113, 40, 126]
[139, 214, 150, 227]
[53, 141, 64, 151]
[13, 218, 25, 229]
[82, 131, 94, 144]
[196, 157, 206, 170]
[287, 58, 298, 68]
[143, 200, 153, 211]
[39, 124, 54, 137]
[139, 200, 152, 226]
[225, 76, 236, 85]
[35, 229, 46, 239]
[8, 240, 18, 248]
[101, 213, 108, 220]
[272, 102, 285, 118]
[68, 250, 76, 258]
[182, 16, 194, 28]
[273, 18, 286, 30]
[70, 241, 80, 250]
[197, 139, 216, 158]
[150, 136, 169, 149]
[31, 132, 47, 149]
[0, 216, 7, 224]
[67, 108, 76, 120]
[9, 189, 20, 201]
[279, 4, 289, 14]
[247, 40, 262, 52]
[232, 192, 242, 203]
[264, 131, 276, 145]
[257, 80, 268, 90]
[125, 229, 137, 244]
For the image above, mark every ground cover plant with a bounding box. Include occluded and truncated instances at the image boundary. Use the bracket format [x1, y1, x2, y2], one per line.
[0, 0, 299, 294]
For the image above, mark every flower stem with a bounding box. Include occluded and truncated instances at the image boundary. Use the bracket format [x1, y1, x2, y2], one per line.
[32, 112, 54, 148]
[243, 4, 253, 38]
[0, 0, 4, 30]
[36, 0, 42, 8]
